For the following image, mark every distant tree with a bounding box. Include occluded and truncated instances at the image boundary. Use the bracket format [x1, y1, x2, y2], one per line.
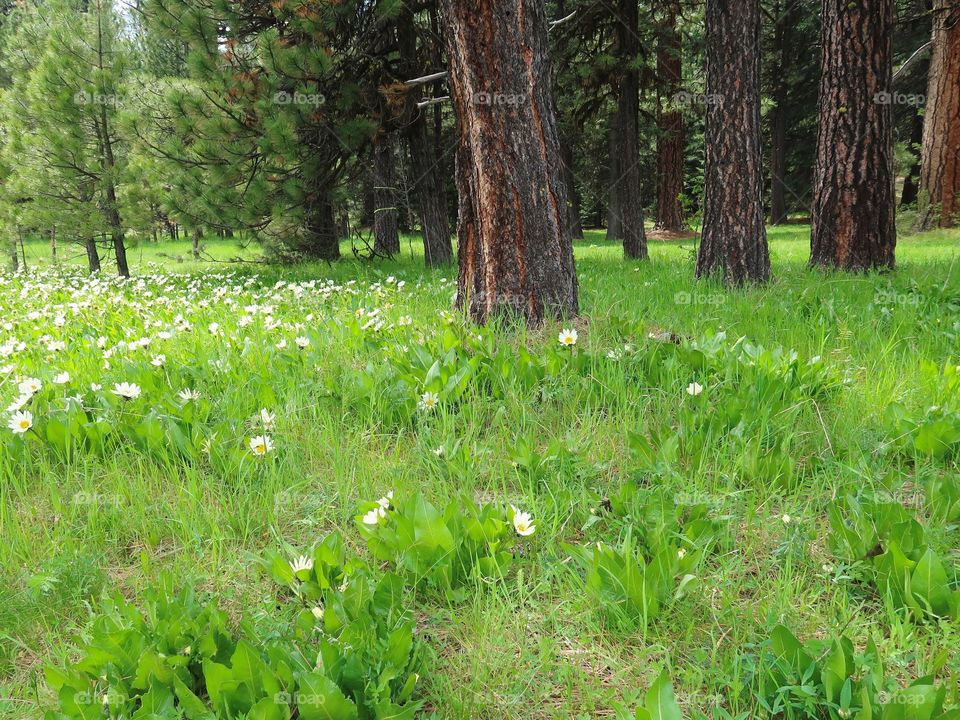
[396, 5, 454, 266]
[372, 134, 400, 256]
[654, 0, 685, 232]
[613, 0, 648, 259]
[810, 0, 896, 270]
[145, 0, 385, 262]
[696, 0, 769, 283]
[917, 0, 960, 229]
[441, 0, 578, 325]
[1, 0, 132, 275]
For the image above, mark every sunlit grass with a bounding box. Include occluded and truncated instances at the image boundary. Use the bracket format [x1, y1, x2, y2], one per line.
[2, 224, 959, 718]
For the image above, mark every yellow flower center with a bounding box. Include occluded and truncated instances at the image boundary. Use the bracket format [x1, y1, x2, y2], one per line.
[19, 420, 30, 429]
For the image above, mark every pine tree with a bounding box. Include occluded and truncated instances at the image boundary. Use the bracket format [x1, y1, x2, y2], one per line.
[1, 0, 132, 275]
[442, 0, 578, 325]
[696, 0, 769, 284]
[810, 0, 896, 270]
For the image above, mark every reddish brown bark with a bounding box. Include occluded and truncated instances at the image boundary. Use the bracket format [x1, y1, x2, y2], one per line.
[696, 0, 770, 283]
[654, 0, 686, 232]
[441, 0, 578, 325]
[917, 0, 960, 229]
[810, 0, 896, 270]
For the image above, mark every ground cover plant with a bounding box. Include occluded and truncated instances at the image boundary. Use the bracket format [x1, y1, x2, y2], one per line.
[1, 227, 960, 718]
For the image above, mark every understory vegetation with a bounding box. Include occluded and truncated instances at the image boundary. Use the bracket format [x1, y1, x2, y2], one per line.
[2, 226, 960, 718]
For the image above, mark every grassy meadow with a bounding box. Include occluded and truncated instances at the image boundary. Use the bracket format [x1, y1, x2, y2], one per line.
[2, 224, 960, 719]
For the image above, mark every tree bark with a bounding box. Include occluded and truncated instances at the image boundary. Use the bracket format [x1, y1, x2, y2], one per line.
[810, 0, 896, 270]
[605, 112, 623, 242]
[302, 189, 341, 261]
[373, 135, 401, 256]
[696, 0, 770, 283]
[561, 142, 584, 239]
[917, 0, 960, 229]
[441, 0, 578, 325]
[614, 0, 648, 259]
[769, 0, 791, 225]
[85, 237, 101, 273]
[191, 227, 201, 260]
[654, 0, 686, 232]
[9, 238, 17, 273]
[398, 7, 453, 266]
[901, 97, 926, 206]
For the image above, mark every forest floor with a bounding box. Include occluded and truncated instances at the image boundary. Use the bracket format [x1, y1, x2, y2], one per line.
[2, 223, 960, 718]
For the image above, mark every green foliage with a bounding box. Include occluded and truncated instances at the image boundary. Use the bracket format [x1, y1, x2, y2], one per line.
[564, 526, 701, 632]
[355, 492, 533, 601]
[633, 670, 684, 720]
[748, 625, 960, 719]
[828, 494, 960, 621]
[886, 363, 960, 460]
[45, 568, 422, 720]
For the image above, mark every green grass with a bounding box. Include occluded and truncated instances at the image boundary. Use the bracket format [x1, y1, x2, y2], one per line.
[2, 224, 959, 718]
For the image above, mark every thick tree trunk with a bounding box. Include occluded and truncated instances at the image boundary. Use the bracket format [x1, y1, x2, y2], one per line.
[614, 0, 648, 259]
[302, 190, 341, 261]
[605, 113, 623, 241]
[398, 7, 453, 266]
[191, 227, 201, 260]
[654, 0, 686, 232]
[696, 0, 769, 283]
[441, 0, 578, 325]
[85, 237, 101, 273]
[917, 0, 960, 229]
[769, 0, 791, 225]
[901, 100, 926, 206]
[373, 136, 401, 256]
[810, 0, 896, 270]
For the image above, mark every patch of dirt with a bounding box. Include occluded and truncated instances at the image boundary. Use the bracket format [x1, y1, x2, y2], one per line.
[648, 229, 698, 242]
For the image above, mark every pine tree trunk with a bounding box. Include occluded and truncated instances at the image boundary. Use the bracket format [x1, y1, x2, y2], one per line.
[373, 136, 400, 256]
[614, 0, 648, 259]
[810, 0, 896, 270]
[901, 101, 926, 206]
[561, 143, 584, 239]
[605, 113, 623, 241]
[191, 227, 201, 260]
[917, 0, 960, 229]
[85, 237, 101, 273]
[769, 0, 791, 225]
[696, 0, 770, 283]
[654, 0, 686, 232]
[441, 0, 578, 325]
[398, 7, 453, 267]
[9, 238, 17, 273]
[302, 190, 341, 261]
